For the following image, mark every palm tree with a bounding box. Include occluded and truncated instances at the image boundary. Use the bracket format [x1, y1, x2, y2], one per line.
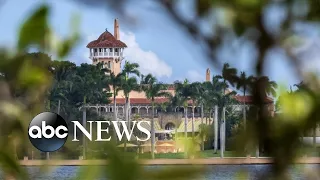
[142, 74, 170, 159]
[189, 82, 203, 138]
[203, 76, 226, 154]
[253, 76, 277, 97]
[158, 101, 170, 113]
[236, 72, 254, 129]
[120, 76, 140, 150]
[219, 63, 238, 157]
[294, 81, 306, 91]
[123, 61, 140, 77]
[108, 72, 124, 139]
[203, 74, 237, 156]
[77, 62, 110, 158]
[190, 82, 207, 150]
[218, 63, 238, 94]
[252, 76, 277, 157]
[122, 61, 140, 124]
[174, 79, 192, 140]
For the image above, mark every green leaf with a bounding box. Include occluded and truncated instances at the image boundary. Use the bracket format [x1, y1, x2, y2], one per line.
[235, 0, 260, 8]
[18, 5, 49, 51]
[57, 35, 79, 58]
[0, 151, 27, 179]
[18, 61, 49, 87]
[196, 0, 212, 16]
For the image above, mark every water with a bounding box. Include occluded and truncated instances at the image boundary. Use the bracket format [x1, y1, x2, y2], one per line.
[2, 165, 320, 180]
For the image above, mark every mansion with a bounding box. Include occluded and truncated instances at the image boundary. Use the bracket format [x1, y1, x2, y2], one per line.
[85, 19, 275, 119]
[84, 19, 275, 150]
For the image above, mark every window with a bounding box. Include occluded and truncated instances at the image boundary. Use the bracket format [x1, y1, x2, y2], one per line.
[94, 49, 98, 52]
[165, 123, 175, 130]
[109, 48, 113, 52]
[115, 48, 118, 52]
[108, 61, 111, 68]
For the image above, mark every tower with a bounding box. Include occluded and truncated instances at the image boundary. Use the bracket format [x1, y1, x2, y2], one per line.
[86, 19, 127, 75]
[206, 68, 210, 81]
[114, 18, 120, 40]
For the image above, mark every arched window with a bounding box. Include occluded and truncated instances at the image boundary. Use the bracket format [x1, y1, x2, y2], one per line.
[165, 122, 175, 130]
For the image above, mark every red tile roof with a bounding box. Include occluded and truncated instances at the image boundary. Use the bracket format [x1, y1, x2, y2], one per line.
[111, 96, 273, 105]
[111, 98, 193, 105]
[87, 31, 127, 48]
[234, 95, 273, 104]
[111, 98, 168, 104]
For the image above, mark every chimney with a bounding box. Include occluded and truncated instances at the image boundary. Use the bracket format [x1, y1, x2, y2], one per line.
[114, 18, 120, 40]
[206, 68, 210, 81]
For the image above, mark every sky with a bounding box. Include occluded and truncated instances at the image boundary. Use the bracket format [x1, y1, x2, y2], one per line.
[0, 0, 319, 88]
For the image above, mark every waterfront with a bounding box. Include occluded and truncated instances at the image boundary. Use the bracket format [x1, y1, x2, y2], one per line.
[18, 157, 320, 166]
[1, 165, 318, 180]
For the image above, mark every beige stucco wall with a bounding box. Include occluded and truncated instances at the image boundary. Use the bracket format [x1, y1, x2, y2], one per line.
[110, 88, 175, 99]
[94, 57, 122, 75]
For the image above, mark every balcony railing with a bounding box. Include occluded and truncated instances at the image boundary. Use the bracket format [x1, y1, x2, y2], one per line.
[90, 52, 123, 58]
[100, 112, 202, 118]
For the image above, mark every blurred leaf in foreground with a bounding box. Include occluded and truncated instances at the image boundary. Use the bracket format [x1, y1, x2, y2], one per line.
[18, 5, 50, 51]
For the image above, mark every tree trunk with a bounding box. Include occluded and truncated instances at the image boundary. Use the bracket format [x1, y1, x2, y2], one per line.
[313, 127, 316, 149]
[184, 106, 188, 157]
[256, 144, 259, 158]
[128, 98, 131, 127]
[223, 107, 226, 153]
[151, 102, 155, 159]
[206, 109, 209, 125]
[201, 103, 204, 151]
[243, 90, 246, 129]
[243, 106, 246, 130]
[82, 109, 86, 159]
[124, 97, 129, 151]
[243, 91, 248, 156]
[214, 105, 218, 154]
[220, 107, 225, 158]
[184, 106, 188, 139]
[113, 94, 117, 141]
[192, 105, 195, 137]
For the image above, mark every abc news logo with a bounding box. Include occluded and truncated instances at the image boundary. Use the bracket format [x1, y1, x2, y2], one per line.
[28, 112, 151, 152]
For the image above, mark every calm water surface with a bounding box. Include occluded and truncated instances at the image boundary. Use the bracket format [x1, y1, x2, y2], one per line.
[3, 165, 320, 180]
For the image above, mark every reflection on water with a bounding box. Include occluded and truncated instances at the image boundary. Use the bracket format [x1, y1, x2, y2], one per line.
[1, 165, 319, 180]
